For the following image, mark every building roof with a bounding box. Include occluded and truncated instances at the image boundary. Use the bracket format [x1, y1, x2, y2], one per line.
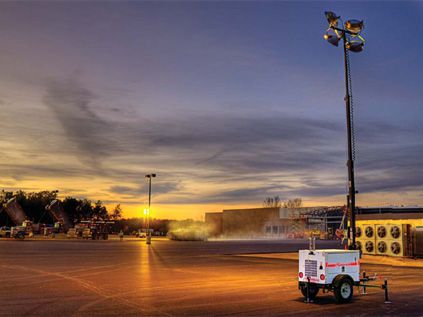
[357, 213, 423, 221]
[358, 207, 423, 214]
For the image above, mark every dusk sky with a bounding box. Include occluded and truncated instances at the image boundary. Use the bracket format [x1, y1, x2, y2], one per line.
[1, 1, 422, 219]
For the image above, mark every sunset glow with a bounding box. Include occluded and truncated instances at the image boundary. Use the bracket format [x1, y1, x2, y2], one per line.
[1, 2, 423, 219]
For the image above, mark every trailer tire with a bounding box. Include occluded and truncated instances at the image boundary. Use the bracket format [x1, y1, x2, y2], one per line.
[300, 284, 319, 300]
[333, 275, 353, 304]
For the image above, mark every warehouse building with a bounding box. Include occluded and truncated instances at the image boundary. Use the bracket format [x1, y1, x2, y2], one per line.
[205, 206, 344, 239]
[205, 206, 423, 257]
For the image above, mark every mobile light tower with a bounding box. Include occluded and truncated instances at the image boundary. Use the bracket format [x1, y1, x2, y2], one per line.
[297, 13, 382, 305]
[145, 173, 156, 245]
[323, 11, 365, 250]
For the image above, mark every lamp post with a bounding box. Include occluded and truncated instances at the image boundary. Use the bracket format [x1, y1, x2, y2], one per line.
[323, 12, 365, 250]
[145, 173, 156, 244]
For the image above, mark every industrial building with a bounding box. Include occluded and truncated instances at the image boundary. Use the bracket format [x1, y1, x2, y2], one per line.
[205, 206, 423, 257]
[205, 206, 344, 239]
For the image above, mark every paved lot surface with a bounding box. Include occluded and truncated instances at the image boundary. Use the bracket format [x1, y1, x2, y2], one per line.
[0, 238, 422, 316]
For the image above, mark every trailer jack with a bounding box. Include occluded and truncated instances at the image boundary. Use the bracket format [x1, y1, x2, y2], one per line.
[358, 271, 391, 304]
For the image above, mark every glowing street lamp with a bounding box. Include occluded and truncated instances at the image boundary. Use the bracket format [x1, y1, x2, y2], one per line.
[145, 173, 156, 245]
[143, 208, 150, 216]
[323, 11, 366, 250]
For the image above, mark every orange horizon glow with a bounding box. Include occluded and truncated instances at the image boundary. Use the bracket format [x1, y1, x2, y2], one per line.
[108, 189, 423, 220]
[3, 175, 423, 221]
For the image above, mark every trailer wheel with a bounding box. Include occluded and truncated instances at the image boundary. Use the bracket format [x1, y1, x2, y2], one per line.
[333, 275, 353, 304]
[300, 284, 319, 300]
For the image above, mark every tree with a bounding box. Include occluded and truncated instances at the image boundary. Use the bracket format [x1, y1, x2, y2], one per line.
[13, 190, 59, 223]
[263, 196, 282, 208]
[62, 197, 81, 224]
[110, 204, 123, 220]
[284, 198, 303, 208]
[92, 200, 108, 219]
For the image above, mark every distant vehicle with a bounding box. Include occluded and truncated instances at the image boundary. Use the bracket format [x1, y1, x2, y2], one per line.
[82, 228, 92, 239]
[42, 226, 55, 236]
[10, 226, 26, 240]
[136, 230, 146, 238]
[45, 200, 71, 232]
[66, 228, 78, 239]
[0, 226, 11, 238]
[81, 226, 109, 240]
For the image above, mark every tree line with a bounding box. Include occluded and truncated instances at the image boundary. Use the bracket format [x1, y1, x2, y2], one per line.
[0, 190, 184, 234]
[0, 190, 122, 226]
[262, 196, 303, 208]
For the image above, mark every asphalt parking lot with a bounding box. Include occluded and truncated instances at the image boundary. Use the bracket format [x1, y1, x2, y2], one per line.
[0, 238, 422, 316]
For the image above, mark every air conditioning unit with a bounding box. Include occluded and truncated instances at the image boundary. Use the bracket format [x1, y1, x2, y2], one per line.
[356, 225, 363, 239]
[376, 240, 389, 255]
[376, 224, 390, 240]
[363, 239, 376, 255]
[375, 224, 390, 256]
[385, 224, 411, 257]
[389, 224, 402, 240]
[361, 224, 376, 255]
[355, 225, 364, 253]
[387, 240, 404, 257]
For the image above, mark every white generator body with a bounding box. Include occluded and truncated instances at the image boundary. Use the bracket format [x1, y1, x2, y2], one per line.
[299, 249, 360, 285]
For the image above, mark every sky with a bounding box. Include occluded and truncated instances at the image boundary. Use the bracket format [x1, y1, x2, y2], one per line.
[1, 1, 423, 220]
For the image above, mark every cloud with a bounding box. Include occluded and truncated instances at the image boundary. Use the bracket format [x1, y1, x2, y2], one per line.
[14, 79, 423, 206]
[43, 77, 117, 166]
[110, 181, 181, 198]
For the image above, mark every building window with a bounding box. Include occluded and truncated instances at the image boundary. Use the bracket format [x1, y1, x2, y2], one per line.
[272, 226, 278, 234]
[265, 226, 271, 234]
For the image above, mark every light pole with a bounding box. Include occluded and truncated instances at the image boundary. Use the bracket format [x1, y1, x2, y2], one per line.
[323, 11, 365, 250]
[145, 173, 156, 244]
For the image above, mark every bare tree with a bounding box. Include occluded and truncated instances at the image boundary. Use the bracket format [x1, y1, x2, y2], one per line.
[110, 204, 123, 220]
[263, 196, 282, 208]
[283, 198, 303, 208]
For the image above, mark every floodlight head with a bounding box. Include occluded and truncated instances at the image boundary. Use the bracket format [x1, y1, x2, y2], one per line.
[345, 19, 364, 33]
[151, 174, 156, 178]
[346, 40, 364, 53]
[324, 28, 340, 47]
[325, 11, 340, 27]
